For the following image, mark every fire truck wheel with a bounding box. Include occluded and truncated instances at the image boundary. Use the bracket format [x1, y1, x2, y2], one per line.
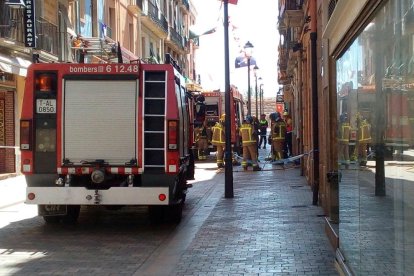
[62, 205, 81, 224]
[169, 203, 183, 223]
[148, 205, 164, 224]
[43, 215, 61, 224]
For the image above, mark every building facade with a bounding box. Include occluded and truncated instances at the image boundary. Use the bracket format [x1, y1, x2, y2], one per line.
[280, 0, 414, 274]
[0, 0, 197, 175]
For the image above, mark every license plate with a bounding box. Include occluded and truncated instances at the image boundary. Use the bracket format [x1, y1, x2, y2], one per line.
[38, 205, 67, 216]
[36, 99, 56, 114]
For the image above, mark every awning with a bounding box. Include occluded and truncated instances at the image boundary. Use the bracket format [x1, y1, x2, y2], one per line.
[0, 54, 32, 77]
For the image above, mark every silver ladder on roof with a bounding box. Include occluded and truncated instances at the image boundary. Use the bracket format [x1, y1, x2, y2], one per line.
[72, 36, 118, 63]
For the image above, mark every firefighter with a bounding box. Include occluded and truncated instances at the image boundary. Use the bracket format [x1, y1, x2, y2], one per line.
[195, 119, 209, 160]
[269, 112, 286, 161]
[357, 114, 372, 166]
[258, 114, 268, 149]
[239, 115, 261, 171]
[195, 95, 206, 124]
[338, 112, 351, 168]
[283, 110, 293, 158]
[211, 114, 226, 168]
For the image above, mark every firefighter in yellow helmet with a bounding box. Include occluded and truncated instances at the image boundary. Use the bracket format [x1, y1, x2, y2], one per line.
[338, 113, 350, 168]
[239, 115, 261, 171]
[269, 112, 286, 161]
[211, 114, 226, 168]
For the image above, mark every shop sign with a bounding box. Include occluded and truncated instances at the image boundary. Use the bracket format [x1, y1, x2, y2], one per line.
[276, 94, 284, 102]
[24, 0, 36, 48]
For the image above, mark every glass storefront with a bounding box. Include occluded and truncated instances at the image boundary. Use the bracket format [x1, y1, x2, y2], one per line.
[337, 1, 414, 274]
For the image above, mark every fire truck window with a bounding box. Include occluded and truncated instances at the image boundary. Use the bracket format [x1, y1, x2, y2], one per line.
[205, 104, 218, 116]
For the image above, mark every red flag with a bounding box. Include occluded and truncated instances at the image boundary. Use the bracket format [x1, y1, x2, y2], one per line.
[220, 0, 238, 5]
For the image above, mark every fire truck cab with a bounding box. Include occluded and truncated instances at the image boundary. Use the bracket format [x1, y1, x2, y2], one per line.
[20, 59, 193, 223]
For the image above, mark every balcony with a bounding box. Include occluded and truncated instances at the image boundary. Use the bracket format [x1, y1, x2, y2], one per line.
[35, 17, 58, 56]
[0, 6, 25, 46]
[280, 0, 304, 28]
[127, 0, 143, 14]
[169, 27, 184, 50]
[141, 0, 168, 37]
[181, 0, 190, 11]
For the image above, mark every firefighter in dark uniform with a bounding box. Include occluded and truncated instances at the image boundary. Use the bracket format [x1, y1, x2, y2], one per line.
[338, 112, 351, 168]
[239, 115, 261, 171]
[357, 114, 371, 166]
[269, 112, 286, 161]
[195, 119, 209, 160]
[211, 114, 226, 168]
[258, 114, 268, 149]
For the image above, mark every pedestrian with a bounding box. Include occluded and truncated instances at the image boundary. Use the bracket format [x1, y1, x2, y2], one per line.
[211, 114, 226, 168]
[239, 115, 261, 171]
[283, 110, 293, 158]
[258, 113, 268, 149]
[269, 112, 286, 161]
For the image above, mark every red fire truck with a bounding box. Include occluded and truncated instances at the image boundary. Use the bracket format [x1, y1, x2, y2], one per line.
[189, 86, 244, 156]
[20, 60, 194, 223]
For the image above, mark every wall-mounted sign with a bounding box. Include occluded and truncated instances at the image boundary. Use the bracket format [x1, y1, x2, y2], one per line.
[276, 94, 284, 102]
[24, 0, 36, 48]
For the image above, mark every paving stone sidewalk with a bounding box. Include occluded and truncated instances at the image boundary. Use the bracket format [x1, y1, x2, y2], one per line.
[170, 161, 339, 275]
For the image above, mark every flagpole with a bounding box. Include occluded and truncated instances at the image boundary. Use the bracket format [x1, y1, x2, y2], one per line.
[224, 0, 234, 198]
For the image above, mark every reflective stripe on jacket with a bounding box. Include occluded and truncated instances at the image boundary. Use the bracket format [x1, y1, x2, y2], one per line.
[211, 122, 225, 145]
[339, 123, 350, 143]
[271, 121, 286, 140]
[358, 120, 371, 143]
[239, 123, 256, 146]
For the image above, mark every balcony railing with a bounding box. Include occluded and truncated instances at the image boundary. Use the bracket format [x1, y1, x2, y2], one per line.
[169, 27, 184, 49]
[182, 0, 190, 11]
[136, 0, 143, 10]
[147, 1, 168, 33]
[328, 0, 338, 19]
[35, 17, 58, 55]
[0, 5, 25, 44]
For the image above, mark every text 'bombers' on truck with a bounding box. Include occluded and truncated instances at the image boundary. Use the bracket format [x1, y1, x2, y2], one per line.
[20, 59, 194, 224]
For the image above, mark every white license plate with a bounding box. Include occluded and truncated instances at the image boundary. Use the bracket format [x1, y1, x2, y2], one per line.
[36, 99, 56, 113]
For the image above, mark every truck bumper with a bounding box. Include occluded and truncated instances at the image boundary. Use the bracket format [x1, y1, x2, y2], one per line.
[26, 187, 170, 205]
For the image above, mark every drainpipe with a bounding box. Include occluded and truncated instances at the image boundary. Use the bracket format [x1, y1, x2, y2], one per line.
[310, 0, 319, 205]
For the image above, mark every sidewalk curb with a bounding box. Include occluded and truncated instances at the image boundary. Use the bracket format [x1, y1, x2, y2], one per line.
[0, 173, 18, 181]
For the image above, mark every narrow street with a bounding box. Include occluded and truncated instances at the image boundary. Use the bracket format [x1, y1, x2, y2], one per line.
[0, 155, 338, 275]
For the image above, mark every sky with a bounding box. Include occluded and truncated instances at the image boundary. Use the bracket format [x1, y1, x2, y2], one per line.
[192, 0, 279, 98]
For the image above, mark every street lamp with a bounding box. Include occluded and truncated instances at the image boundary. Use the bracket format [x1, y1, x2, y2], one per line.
[244, 41, 254, 115]
[253, 66, 259, 118]
[259, 82, 264, 116]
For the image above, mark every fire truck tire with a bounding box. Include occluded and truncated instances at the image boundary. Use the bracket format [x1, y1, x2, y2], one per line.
[43, 215, 61, 224]
[148, 205, 164, 224]
[169, 203, 183, 223]
[61, 205, 81, 224]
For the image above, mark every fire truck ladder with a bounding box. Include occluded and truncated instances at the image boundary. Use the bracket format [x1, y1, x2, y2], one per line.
[143, 70, 167, 172]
